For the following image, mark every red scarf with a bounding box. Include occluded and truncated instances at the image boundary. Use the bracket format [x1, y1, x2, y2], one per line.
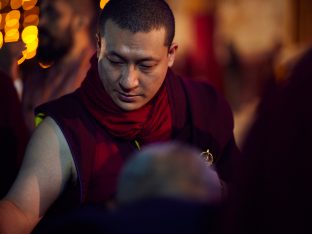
[78, 54, 172, 144]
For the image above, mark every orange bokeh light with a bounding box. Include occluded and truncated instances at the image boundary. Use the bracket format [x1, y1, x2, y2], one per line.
[0, 31, 3, 48]
[39, 62, 52, 69]
[10, 0, 22, 9]
[4, 28, 19, 42]
[25, 50, 35, 58]
[23, 6, 39, 26]
[5, 9, 20, 21]
[5, 9, 20, 29]
[1, 0, 40, 65]
[5, 17, 18, 27]
[22, 0, 37, 11]
[100, 0, 109, 9]
[17, 53, 26, 64]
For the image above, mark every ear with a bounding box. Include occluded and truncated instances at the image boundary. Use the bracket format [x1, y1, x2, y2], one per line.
[96, 33, 101, 58]
[167, 42, 178, 67]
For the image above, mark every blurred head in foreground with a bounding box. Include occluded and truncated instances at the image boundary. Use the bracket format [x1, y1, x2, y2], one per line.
[117, 142, 222, 205]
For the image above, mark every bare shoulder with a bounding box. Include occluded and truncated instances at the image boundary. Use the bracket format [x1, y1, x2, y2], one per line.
[5, 116, 76, 219]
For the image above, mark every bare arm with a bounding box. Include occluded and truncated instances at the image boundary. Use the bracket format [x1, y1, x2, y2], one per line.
[0, 117, 76, 233]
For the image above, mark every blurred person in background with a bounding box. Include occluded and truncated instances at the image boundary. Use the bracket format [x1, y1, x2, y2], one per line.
[0, 40, 30, 199]
[0, 70, 29, 198]
[21, 0, 99, 131]
[222, 47, 312, 234]
[168, 0, 223, 93]
[0, 0, 238, 233]
[0, 41, 25, 99]
[214, 0, 289, 148]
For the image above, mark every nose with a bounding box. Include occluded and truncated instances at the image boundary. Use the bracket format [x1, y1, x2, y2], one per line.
[119, 65, 139, 92]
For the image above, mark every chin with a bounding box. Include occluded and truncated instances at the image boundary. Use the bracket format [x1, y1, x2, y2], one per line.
[116, 101, 144, 112]
[119, 104, 141, 112]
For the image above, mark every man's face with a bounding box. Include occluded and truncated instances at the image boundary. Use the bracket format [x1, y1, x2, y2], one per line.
[37, 0, 74, 64]
[97, 20, 177, 111]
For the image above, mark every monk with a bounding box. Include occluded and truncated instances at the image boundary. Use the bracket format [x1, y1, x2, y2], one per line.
[0, 0, 239, 233]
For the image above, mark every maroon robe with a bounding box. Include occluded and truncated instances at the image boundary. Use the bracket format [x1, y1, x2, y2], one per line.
[36, 68, 239, 207]
[223, 48, 312, 234]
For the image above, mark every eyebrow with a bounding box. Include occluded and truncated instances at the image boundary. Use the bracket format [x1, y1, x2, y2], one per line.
[107, 51, 160, 63]
[107, 51, 127, 61]
[137, 57, 159, 63]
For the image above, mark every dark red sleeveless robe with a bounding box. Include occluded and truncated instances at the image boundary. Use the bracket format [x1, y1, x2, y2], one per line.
[35, 68, 239, 207]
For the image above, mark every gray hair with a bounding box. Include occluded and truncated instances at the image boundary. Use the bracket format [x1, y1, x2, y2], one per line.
[117, 142, 222, 204]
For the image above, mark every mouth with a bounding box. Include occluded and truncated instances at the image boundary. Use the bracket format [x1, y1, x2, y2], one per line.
[117, 92, 140, 103]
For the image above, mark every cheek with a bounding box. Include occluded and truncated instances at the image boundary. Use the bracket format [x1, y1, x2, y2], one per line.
[143, 72, 167, 97]
[98, 61, 120, 88]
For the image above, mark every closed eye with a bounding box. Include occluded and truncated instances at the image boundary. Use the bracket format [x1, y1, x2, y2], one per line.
[138, 62, 157, 71]
[107, 57, 124, 65]
[139, 64, 154, 69]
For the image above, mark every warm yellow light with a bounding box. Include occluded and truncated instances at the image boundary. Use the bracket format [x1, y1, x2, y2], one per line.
[5, 28, 19, 36]
[21, 25, 37, 43]
[100, 0, 109, 9]
[0, 31, 3, 48]
[17, 39, 38, 64]
[39, 62, 52, 69]
[5, 18, 19, 27]
[4, 23, 19, 34]
[17, 54, 26, 65]
[5, 10, 20, 34]
[1, 0, 39, 54]
[25, 49, 36, 59]
[6, 10, 20, 21]
[25, 37, 38, 52]
[4, 28, 19, 42]
[10, 0, 23, 9]
[22, 0, 37, 10]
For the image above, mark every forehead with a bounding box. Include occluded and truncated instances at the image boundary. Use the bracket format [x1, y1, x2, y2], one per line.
[40, 0, 72, 13]
[102, 20, 167, 55]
